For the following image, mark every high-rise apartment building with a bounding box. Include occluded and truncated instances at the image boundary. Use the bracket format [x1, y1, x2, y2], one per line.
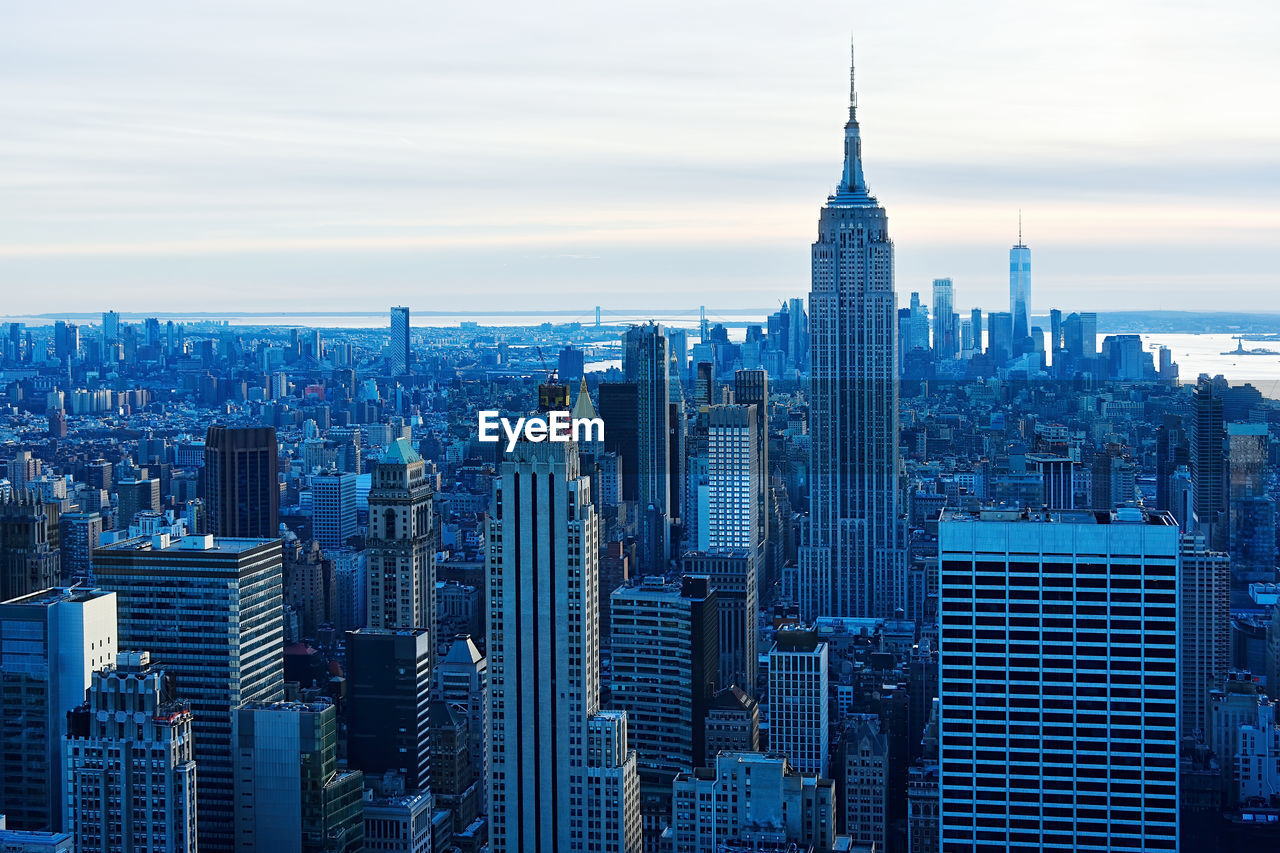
[801, 50, 903, 619]
[609, 576, 718, 844]
[232, 700, 364, 853]
[1180, 533, 1229, 738]
[622, 323, 672, 572]
[64, 651, 197, 853]
[703, 685, 760, 760]
[58, 510, 102, 584]
[204, 425, 280, 539]
[1191, 377, 1229, 551]
[938, 508, 1179, 851]
[346, 628, 432, 792]
[311, 469, 358, 550]
[733, 369, 770, 556]
[94, 534, 284, 853]
[366, 438, 435, 636]
[390, 306, 410, 374]
[931, 278, 957, 359]
[486, 440, 641, 853]
[767, 626, 829, 777]
[0, 587, 116, 831]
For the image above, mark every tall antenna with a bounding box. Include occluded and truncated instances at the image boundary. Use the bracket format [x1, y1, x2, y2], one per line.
[1018, 209, 1023, 245]
[849, 36, 858, 120]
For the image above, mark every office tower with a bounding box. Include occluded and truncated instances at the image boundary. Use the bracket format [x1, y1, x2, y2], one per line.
[1180, 533, 1229, 738]
[668, 328, 689, 380]
[86, 458, 113, 491]
[623, 323, 671, 572]
[838, 715, 889, 851]
[787, 296, 810, 370]
[102, 310, 120, 347]
[428, 700, 479, 833]
[1227, 422, 1271, 565]
[695, 405, 759, 554]
[311, 469, 357, 550]
[204, 425, 280, 539]
[597, 382, 639, 502]
[366, 438, 435, 636]
[232, 700, 364, 853]
[610, 576, 719, 843]
[389, 306, 410, 373]
[486, 440, 641, 853]
[938, 508, 1179, 852]
[64, 651, 197, 853]
[969, 307, 983, 354]
[908, 292, 930, 354]
[1027, 453, 1075, 510]
[670, 752, 837, 853]
[281, 539, 336, 639]
[58, 510, 101, 583]
[931, 278, 957, 358]
[53, 320, 78, 363]
[733, 369, 769, 554]
[987, 311, 1014, 363]
[767, 627, 829, 776]
[1080, 311, 1098, 357]
[557, 345, 585, 385]
[346, 628, 432, 792]
[959, 318, 973, 355]
[0, 588, 116, 831]
[116, 476, 161, 527]
[1156, 414, 1190, 513]
[0, 493, 61, 602]
[801, 50, 903, 620]
[434, 634, 488, 807]
[683, 550, 757, 691]
[94, 534, 284, 853]
[704, 685, 761, 760]
[1049, 307, 1063, 352]
[1191, 377, 1229, 551]
[1010, 223, 1031, 344]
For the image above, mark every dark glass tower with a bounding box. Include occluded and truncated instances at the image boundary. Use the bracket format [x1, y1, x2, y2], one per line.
[204, 425, 279, 539]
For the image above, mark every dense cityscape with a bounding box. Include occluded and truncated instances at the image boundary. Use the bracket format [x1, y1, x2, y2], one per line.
[2, 53, 1279, 853]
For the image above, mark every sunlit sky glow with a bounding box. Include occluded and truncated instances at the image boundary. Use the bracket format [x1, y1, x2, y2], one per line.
[3, 1, 1278, 315]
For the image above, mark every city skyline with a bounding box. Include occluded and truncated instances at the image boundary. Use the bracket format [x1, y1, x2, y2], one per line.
[3, 1, 1278, 313]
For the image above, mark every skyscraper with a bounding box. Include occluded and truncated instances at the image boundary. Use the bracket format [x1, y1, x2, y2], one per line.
[311, 469, 358, 550]
[434, 634, 489, 808]
[623, 323, 672, 573]
[0, 587, 117, 831]
[486, 440, 641, 853]
[64, 651, 198, 853]
[232, 700, 365, 853]
[390, 306, 410, 374]
[366, 438, 435, 636]
[346, 627, 432, 792]
[931, 278, 956, 359]
[1191, 377, 1229, 551]
[733, 369, 770, 558]
[94, 534, 284, 853]
[1180, 533, 1229, 738]
[801, 47, 903, 619]
[938, 508, 1179, 851]
[767, 626, 829, 777]
[204, 425, 280, 539]
[0, 493, 61, 602]
[609, 576, 719, 844]
[1010, 220, 1031, 344]
[700, 405, 759, 553]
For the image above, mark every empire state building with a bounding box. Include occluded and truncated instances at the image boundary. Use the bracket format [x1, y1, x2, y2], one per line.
[800, 47, 904, 620]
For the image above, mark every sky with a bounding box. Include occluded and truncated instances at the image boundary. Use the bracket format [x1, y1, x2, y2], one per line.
[2, 0, 1278, 316]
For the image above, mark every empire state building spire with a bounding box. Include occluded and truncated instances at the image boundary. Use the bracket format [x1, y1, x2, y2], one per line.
[838, 39, 870, 201]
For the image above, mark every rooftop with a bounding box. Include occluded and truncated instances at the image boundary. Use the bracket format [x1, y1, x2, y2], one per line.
[940, 507, 1176, 526]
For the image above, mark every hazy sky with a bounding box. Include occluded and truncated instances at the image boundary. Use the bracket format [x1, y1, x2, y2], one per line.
[3, 1, 1278, 316]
